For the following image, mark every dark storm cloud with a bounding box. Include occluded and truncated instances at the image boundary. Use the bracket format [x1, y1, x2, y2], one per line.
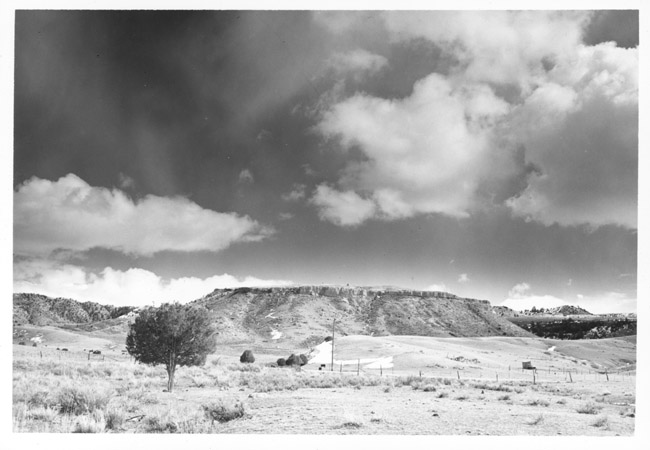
[583, 10, 639, 48]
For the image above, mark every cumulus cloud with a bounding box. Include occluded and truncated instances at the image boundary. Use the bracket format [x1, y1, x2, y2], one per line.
[384, 11, 590, 91]
[14, 174, 273, 257]
[313, 74, 511, 224]
[13, 259, 293, 307]
[310, 184, 376, 227]
[327, 49, 388, 79]
[457, 273, 470, 283]
[312, 11, 637, 230]
[506, 43, 638, 228]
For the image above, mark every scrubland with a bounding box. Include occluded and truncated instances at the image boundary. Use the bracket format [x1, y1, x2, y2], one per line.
[13, 342, 635, 435]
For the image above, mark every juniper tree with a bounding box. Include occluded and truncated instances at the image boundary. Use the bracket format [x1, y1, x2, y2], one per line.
[126, 302, 217, 392]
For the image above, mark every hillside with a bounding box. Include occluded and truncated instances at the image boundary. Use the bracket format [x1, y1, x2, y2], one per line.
[192, 286, 532, 345]
[13, 293, 136, 326]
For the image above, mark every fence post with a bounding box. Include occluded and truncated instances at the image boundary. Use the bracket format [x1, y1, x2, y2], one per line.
[419, 370, 422, 379]
[357, 359, 360, 376]
[380, 365, 382, 377]
[605, 371, 609, 382]
[457, 370, 460, 380]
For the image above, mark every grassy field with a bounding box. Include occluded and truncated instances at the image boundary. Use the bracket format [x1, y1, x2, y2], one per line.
[12, 334, 636, 435]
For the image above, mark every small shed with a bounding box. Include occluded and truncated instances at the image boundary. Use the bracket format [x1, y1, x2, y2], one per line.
[522, 361, 535, 370]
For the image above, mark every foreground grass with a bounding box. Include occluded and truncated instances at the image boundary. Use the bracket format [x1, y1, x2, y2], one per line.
[13, 349, 635, 434]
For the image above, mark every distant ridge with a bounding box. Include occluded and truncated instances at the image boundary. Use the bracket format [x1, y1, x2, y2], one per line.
[13, 293, 137, 326]
[191, 286, 532, 344]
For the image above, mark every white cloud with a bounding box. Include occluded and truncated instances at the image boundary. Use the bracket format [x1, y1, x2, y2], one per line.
[314, 74, 511, 225]
[13, 259, 293, 307]
[457, 273, 470, 283]
[312, 12, 637, 230]
[384, 11, 589, 91]
[426, 283, 448, 292]
[506, 43, 638, 229]
[572, 292, 636, 314]
[281, 183, 307, 202]
[508, 282, 531, 298]
[310, 184, 376, 227]
[328, 49, 388, 79]
[501, 283, 636, 314]
[238, 169, 254, 184]
[14, 174, 273, 257]
[501, 294, 568, 312]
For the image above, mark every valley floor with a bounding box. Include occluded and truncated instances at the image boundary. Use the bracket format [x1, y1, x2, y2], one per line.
[12, 335, 636, 436]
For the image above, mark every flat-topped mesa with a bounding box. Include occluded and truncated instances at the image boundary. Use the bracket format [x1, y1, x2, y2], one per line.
[207, 285, 459, 300]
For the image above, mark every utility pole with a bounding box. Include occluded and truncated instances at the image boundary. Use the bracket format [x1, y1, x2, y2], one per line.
[330, 318, 336, 371]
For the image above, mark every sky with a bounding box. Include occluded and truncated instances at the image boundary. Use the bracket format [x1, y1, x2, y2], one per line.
[11, 8, 640, 313]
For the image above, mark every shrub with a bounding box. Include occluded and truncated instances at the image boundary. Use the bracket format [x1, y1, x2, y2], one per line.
[498, 394, 511, 401]
[576, 402, 602, 414]
[104, 408, 125, 431]
[240, 350, 255, 364]
[72, 414, 105, 433]
[436, 392, 449, 398]
[526, 414, 544, 426]
[277, 358, 286, 367]
[144, 415, 179, 433]
[202, 400, 245, 423]
[528, 399, 550, 407]
[591, 415, 609, 428]
[57, 385, 113, 415]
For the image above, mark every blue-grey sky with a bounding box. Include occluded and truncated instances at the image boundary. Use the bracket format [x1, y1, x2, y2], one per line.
[13, 10, 638, 312]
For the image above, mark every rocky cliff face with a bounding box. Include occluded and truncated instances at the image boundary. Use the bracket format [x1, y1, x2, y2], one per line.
[192, 286, 532, 344]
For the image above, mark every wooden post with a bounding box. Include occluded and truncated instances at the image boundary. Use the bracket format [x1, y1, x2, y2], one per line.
[380, 365, 382, 377]
[340, 363, 342, 373]
[88, 352, 90, 361]
[331, 318, 335, 372]
[357, 359, 360, 376]
[40, 351, 42, 359]
[533, 372, 536, 384]
[569, 371, 573, 383]
[457, 370, 460, 380]
[605, 371, 609, 382]
[419, 370, 422, 379]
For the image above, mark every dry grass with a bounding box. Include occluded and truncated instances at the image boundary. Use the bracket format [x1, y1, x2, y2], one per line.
[12, 344, 636, 435]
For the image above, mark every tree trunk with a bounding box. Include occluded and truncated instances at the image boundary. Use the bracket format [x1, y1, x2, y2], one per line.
[167, 365, 175, 392]
[166, 350, 176, 392]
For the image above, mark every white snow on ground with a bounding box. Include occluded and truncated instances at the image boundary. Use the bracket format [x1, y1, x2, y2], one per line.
[363, 356, 394, 369]
[547, 346, 556, 352]
[270, 329, 282, 340]
[265, 311, 276, 319]
[307, 341, 393, 368]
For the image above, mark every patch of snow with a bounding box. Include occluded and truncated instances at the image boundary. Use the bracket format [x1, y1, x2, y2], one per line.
[547, 346, 556, 352]
[307, 341, 394, 368]
[363, 356, 394, 369]
[270, 329, 282, 340]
